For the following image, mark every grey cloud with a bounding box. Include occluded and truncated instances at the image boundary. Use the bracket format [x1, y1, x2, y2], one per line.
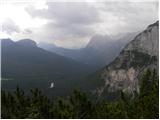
[21, 2, 158, 48]
[26, 2, 100, 25]
[23, 29, 33, 34]
[28, 23, 92, 47]
[2, 18, 20, 35]
[26, 2, 158, 38]
[25, 2, 99, 41]
[102, 2, 158, 32]
[44, 21, 94, 39]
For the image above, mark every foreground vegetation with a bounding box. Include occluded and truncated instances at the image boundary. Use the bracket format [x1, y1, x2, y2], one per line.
[1, 69, 159, 119]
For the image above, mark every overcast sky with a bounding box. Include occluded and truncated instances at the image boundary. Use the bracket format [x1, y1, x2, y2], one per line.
[0, 0, 158, 48]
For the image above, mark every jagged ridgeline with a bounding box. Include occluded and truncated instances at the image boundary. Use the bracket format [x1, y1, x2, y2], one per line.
[92, 21, 159, 98]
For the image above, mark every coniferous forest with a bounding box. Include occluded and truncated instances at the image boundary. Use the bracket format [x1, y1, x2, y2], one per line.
[1, 69, 159, 119]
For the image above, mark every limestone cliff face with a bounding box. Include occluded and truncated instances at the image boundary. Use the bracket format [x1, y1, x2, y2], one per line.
[98, 21, 159, 96]
[124, 21, 159, 57]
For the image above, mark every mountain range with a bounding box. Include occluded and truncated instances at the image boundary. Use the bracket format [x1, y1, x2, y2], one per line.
[1, 38, 94, 95]
[1, 21, 158, 99]
[2, 38, 94, 77]
[38, 33, 137, 69]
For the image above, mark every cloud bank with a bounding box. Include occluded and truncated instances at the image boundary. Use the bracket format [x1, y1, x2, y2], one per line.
[1, 1, 158, 48]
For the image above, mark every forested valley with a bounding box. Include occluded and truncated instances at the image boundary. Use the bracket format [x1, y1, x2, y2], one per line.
[2, 69, 159, 119]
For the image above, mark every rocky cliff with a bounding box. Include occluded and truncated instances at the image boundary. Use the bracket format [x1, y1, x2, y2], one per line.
[97, 21, 159, 97]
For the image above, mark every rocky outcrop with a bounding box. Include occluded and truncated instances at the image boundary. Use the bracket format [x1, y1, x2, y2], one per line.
[97, 21, 159, 96]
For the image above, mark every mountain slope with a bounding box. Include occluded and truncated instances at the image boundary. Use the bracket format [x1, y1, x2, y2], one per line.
[92, 21, 159, 97]
[38, 42, 82, 63]
[2, 39, 93, 78]
[1, 39, 94, 95]
[78, 34, 135, 68]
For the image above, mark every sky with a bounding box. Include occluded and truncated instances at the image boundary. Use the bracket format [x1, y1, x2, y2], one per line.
[0, 0, 158, 49]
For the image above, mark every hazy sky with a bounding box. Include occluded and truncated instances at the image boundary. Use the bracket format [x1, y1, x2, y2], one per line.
[0, 0, 158, 48]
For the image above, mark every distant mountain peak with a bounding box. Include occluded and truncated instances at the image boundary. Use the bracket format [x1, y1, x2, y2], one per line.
[1, 38, 14, 43]
[1, 38, 15, 46]
[16, 39, 37, 47]
[86, 35, 112, 49]
[147, 20, 159, 28]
